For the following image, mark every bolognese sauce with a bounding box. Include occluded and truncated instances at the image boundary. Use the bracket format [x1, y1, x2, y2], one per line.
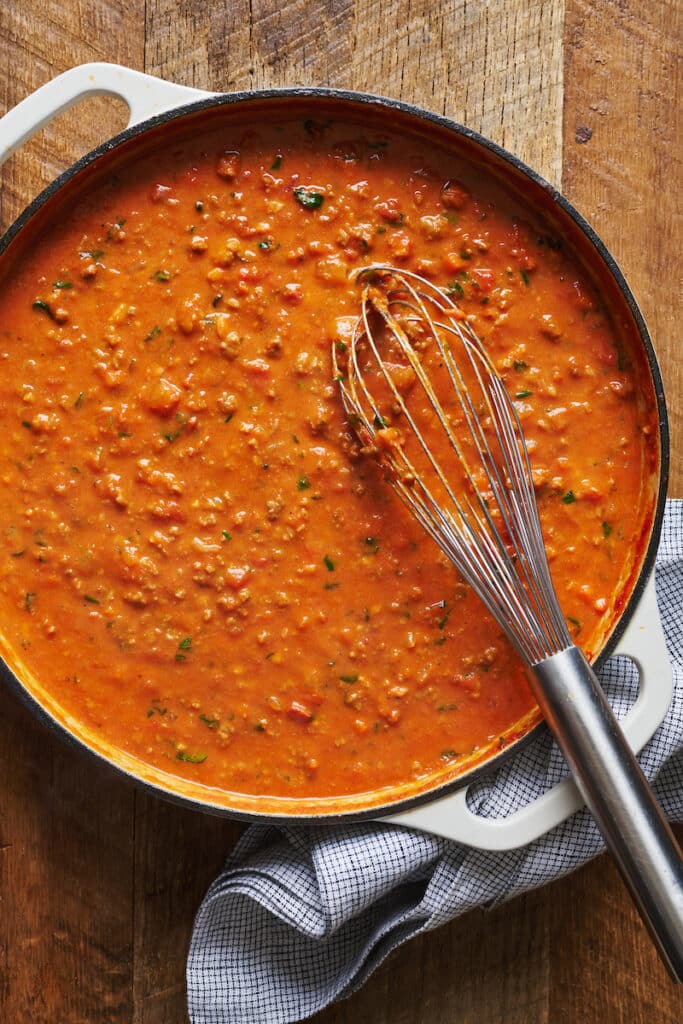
[0, 111, 657, 801]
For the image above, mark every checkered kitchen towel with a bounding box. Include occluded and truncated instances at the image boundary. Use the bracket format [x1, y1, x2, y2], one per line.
[188, 500, 683, 1024]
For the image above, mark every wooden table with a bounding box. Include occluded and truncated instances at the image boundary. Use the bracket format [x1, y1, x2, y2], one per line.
[1, 2, 681, 1021]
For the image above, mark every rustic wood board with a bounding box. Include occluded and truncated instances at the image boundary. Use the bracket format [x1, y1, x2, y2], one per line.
[0, 2, 681, 1022]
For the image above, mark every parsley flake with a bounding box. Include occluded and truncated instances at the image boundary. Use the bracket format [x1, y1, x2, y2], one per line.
[293, 187, 324, 210]
[176, 750, 207, 764]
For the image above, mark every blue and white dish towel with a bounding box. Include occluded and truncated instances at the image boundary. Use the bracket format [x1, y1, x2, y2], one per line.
[188, 501, 683, 1024]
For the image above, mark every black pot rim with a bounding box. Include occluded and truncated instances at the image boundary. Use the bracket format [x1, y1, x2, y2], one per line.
[0, 83, 670, 829]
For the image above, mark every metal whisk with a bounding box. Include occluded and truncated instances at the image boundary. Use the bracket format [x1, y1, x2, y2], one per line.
[334, 264, 683, 980]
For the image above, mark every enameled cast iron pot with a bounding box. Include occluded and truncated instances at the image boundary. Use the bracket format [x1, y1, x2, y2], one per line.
[0, 64, 671, 849]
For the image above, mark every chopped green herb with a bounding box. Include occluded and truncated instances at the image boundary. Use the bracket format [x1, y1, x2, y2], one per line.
[440, 749, 459, 760]
[153, 269, 170, 282]
[79, 249, 104, 260]
[254, 721, 267, 732]
[437, 606, 451, 629]
[32, 299, 55, 320]
[212, 293, 223, 308]
[145, 325, 161, 341]
[53, 280, 73, 289]
[163, 429, 182, 443]
[324, 582, 339, 590]
[602, 521, 613, 538]
[293, 187, 324, 210]
[434, 636, 447, 646]
[83, 595, 100, 604]
[373, 412, 387, 429]
[561, 490, 576, 504]
[175, 636, 192, 661]
[437, 703, 458, 712]
[520, 268, 530, 286]
[376, 226, 387, 234]
[568, 616, 582, 636]
[24, 592, 36, 612]
[222, 530, 232, 541]
[74, 392, 85, 408]
[118, 431, 132, 438]
[258, 239, 272, 250]
[271, 154, 283, 170]
[513, 360, 528, 372]
[339, 674, 358, 683]
[335, 340, 347, 353]
[224, 412, 234, 423]
[176, 750, 207, 764]
[323, 555, 335, 572]
[21, 420, 32, 430]
[460, 248, 472, 260]
[448, 281, 465, 298]
[147, 704, 167, 718]
[515, 390, 532, 399]
[11, 550, 25, 558]
[199, 714, 219, 729]
[298, 476, 311, 490]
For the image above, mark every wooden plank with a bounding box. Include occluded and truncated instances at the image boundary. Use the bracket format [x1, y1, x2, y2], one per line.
[131, 793, 242, 1023]
[348, 0, 564, 185]
[0, 3, 144, 1023]
[557, 1, 683, 1016]
[563, 0, 682, 495]
[147, 0, 563, 180]
[0, 688, 136, 1022]
[144, 0, 252, 89]
[548, 833, 683, 1023]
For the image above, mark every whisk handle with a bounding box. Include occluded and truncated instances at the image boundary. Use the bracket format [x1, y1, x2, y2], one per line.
[532, 645, 683, 982]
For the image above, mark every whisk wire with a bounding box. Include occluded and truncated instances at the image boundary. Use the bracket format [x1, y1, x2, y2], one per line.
[335, 264, 572, 666]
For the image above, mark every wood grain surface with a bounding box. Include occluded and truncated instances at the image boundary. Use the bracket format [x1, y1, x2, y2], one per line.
[0, 2, 681, 1022]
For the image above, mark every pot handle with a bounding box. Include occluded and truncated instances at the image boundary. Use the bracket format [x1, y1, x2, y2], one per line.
[0, 62, 214, 167]
[381, 572, 674, 849]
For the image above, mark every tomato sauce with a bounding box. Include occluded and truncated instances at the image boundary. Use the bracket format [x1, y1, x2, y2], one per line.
[0, 110, 657, 804]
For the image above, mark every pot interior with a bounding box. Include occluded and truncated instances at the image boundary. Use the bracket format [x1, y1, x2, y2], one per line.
[0, 92, 665, 820]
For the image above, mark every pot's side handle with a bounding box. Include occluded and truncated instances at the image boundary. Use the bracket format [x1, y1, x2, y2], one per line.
[0, 62, 214, 167]
[380, 572, 673, 850]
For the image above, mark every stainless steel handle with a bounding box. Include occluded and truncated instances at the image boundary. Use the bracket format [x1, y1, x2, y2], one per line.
[533, 646, 683, 982]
